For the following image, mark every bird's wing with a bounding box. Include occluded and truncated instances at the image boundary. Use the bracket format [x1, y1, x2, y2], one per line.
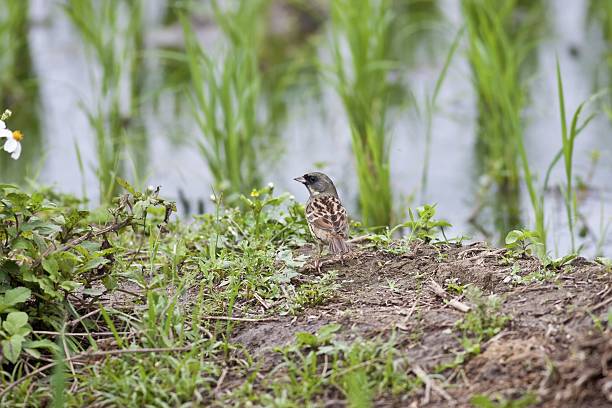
[306, 195, 348, 237]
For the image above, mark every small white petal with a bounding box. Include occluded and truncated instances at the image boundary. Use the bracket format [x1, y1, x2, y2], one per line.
[0, 129, 10, 139]
[0, 120, 5, 129]
[10, 143, 21, 160]
[3, 138, 17, 153]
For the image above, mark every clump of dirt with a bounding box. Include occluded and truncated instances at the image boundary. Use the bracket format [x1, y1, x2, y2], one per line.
[552, 328, 611, 406]
[228, 242, 612, 407]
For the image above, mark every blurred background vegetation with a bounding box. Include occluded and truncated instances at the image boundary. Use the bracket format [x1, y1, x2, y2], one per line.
[0, 0, 610, 256]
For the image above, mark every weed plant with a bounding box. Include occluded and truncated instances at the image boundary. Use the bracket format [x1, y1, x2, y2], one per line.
[64, 0, 146, 204]
[457, 286, 509, 341]
[330, 0, 396, 227]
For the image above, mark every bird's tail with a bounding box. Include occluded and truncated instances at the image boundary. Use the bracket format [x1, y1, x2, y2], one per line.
[329, 236, 350, 255]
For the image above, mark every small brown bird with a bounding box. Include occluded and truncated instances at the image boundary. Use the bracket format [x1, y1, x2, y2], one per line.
[294, 172, 350, 270]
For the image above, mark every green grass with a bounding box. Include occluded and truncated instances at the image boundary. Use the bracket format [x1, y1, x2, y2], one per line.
[264, 325, 419, 406]
[456, 286, 510, 342]
[330, 0, 396, 227]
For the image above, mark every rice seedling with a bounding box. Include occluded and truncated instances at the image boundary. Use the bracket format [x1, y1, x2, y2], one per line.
[553, 59, 602, 253]
[63, 0, 145, 204]
[181, 0, 272, 200]
[330, 0, 397, 227]
[502, 61, 600, 255]
[462, 0, 545, 237]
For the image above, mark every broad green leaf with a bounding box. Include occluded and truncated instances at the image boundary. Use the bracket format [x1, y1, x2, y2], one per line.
[21, 219, 63, 235]
[2, 287, 31, 307]
[42, 258, 60, 276]
[59, 281, 81, 291]
[79, 257, 110, 272]
[3, 311, 29, 335]
[10, 238, 34, 251]
[2, 334, 24, 363]
[505, 230, 523, 245]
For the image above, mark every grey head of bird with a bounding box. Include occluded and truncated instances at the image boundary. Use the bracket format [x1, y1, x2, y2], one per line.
[293, 172, 339, 198]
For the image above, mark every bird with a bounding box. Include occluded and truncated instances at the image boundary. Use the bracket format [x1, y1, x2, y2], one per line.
[293, 172, 350, 271]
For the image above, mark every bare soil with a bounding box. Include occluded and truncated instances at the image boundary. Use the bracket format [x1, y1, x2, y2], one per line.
[226, 242, 612, 407]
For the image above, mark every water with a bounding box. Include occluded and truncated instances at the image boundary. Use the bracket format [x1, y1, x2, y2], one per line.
[14, 0, 612, 256]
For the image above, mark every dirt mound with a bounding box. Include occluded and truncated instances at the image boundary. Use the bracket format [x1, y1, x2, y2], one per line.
[229, 242, 612, 407]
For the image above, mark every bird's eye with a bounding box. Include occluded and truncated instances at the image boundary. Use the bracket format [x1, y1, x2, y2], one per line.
[305, 174, 314, 183]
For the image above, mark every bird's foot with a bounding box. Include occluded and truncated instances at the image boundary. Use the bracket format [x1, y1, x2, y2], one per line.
[314, 257, 322, 273]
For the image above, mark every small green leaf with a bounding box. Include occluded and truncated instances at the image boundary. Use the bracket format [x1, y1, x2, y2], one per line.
[3, 311, 29, 335]
[469, 394, 495, 408]
[42, 258, 60, 276]
[116, 177, 136, 195]
[2, 287, 31, 307]
[2, 334, 24, 363]
[24, 347, 41, 359]
[296, 332, 318, 347]
[79, 257, 110, 272]
[21, 220, 63, 236]
[316, 323, 341, 341]
[505, 230, 523, 245]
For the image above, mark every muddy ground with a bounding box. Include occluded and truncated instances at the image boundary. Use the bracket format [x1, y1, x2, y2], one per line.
[226, 242, 611, 407]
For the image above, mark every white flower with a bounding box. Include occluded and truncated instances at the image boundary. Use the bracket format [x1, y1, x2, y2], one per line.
[0, 120, 23, 160]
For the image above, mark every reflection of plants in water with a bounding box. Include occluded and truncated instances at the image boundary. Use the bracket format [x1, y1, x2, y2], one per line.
[64, 0, 146, 204]
[330, 0, 397, 227]
[462, 0, 545, 240]
[0, 0, 41, 182]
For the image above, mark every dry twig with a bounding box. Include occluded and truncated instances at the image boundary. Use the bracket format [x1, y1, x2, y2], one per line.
[412, 365, 454, 404]
[428, 280, 471, 313]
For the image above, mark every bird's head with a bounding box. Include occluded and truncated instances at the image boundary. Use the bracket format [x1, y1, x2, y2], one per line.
[293, 172, 339, 198]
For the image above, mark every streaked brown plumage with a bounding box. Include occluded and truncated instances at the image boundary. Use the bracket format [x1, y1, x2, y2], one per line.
[294, 172, 349, 270]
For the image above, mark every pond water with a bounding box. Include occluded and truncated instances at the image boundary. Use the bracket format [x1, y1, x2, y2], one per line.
[9, 0, 612, 256]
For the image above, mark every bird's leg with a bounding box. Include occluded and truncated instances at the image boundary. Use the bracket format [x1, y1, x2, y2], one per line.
[314, 242, 322, 273]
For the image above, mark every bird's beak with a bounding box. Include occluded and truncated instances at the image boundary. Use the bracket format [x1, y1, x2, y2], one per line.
[293, 176, 306, 184]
